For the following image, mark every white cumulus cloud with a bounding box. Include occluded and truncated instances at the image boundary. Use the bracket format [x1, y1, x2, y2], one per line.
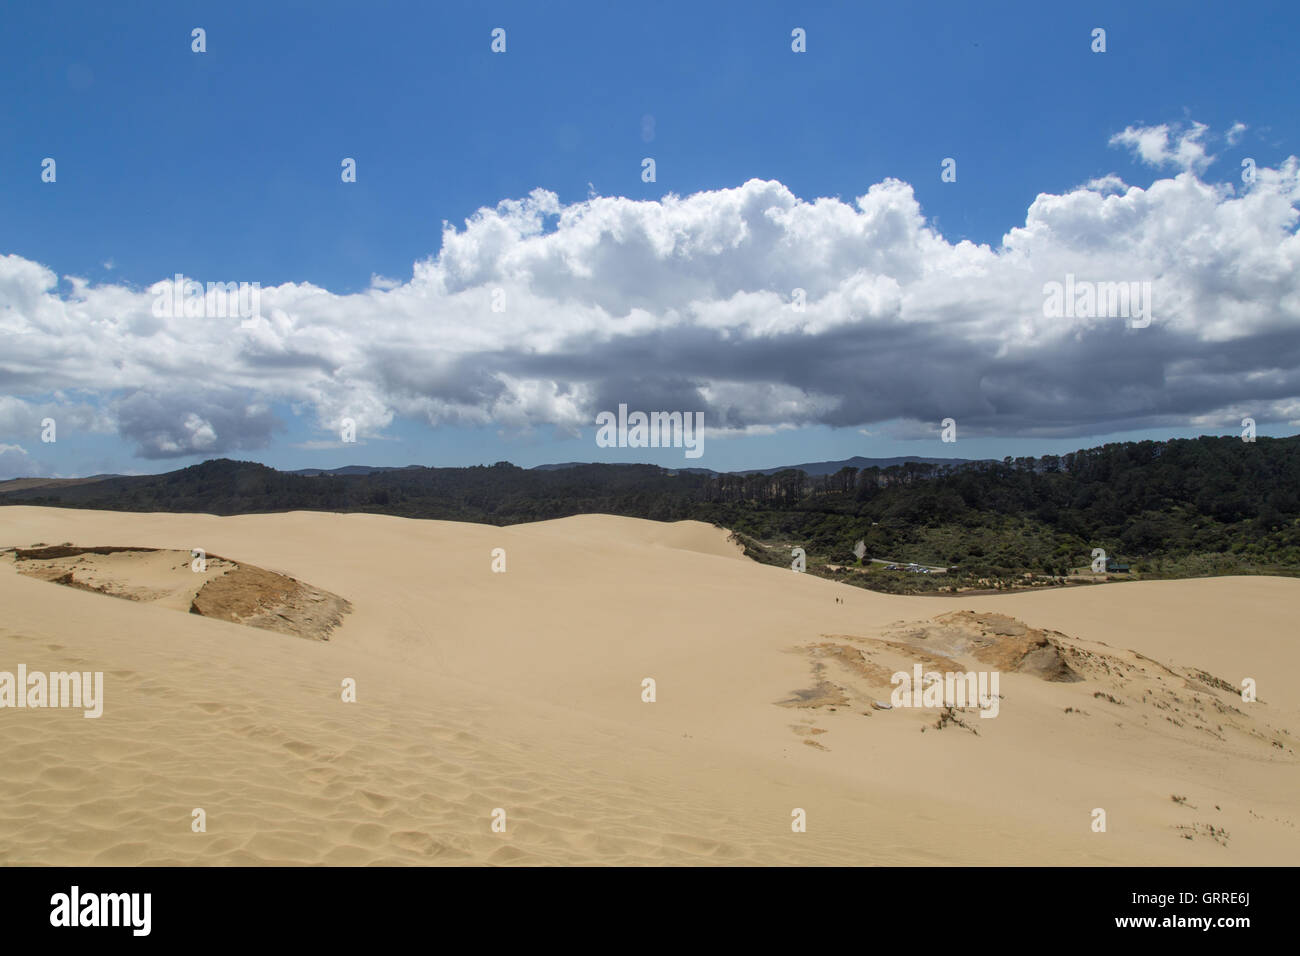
[1, 122, 1298, 459]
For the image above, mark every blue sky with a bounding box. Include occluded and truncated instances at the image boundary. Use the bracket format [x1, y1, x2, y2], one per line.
[1, 1, 1298, 477]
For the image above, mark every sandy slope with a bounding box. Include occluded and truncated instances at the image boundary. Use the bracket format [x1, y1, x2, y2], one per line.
[0, 506, 1296, 866]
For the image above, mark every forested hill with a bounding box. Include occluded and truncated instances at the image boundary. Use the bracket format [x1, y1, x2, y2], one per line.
[3, 435, 1298, 580]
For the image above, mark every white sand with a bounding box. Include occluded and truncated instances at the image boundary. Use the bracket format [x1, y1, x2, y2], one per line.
[0, 506, 1295, 865]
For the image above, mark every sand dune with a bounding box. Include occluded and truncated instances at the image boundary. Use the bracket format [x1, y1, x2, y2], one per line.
[0, 505, 1296, 865]
[2, 544, 350, 640]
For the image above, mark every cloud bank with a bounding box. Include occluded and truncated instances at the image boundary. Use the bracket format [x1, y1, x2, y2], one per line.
[1, 122, 1298, 470]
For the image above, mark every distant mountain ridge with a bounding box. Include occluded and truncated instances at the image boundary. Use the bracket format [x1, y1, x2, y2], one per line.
[740, 455, 981, 476]
[4, 437, 1298, 586]
[5, 455, 978, 485]
[531, 455, 976, 476]
[288, 465, 418, 477]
